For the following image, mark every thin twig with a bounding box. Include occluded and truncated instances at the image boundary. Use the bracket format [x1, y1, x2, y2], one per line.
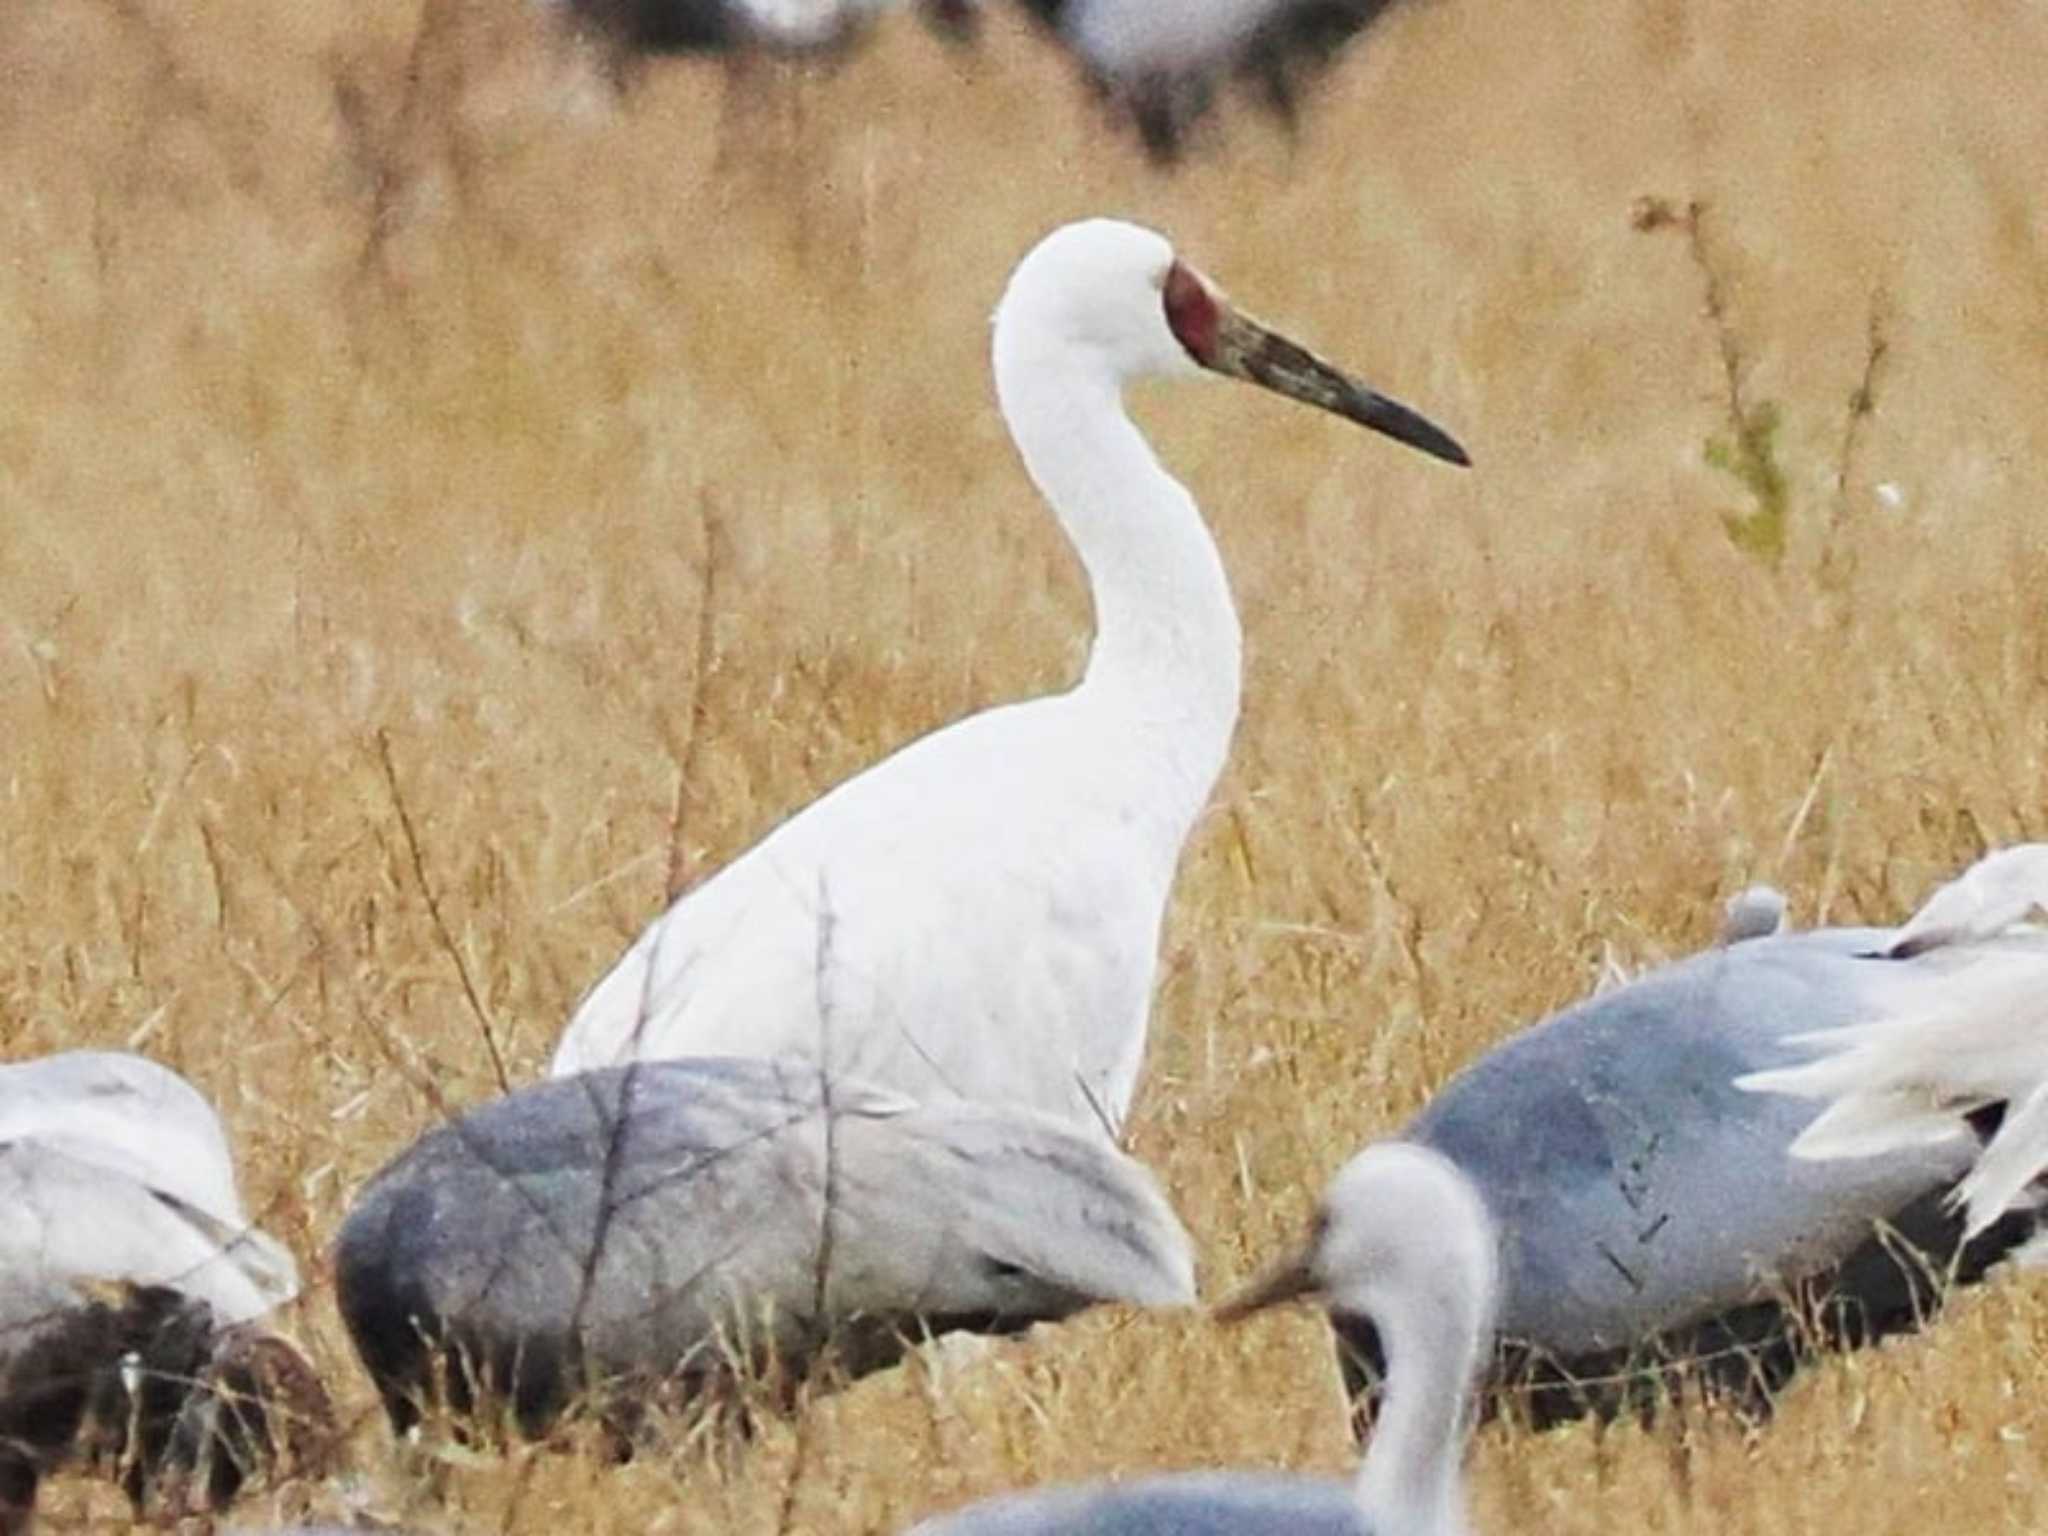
[1833, 292, 1892, 505]
[1632, 196, 1788, 566]
[374, 727, 511, 1095]
[666, 494, 731, 901]
[1820, 291, 1894, 593]
[809, 883, 842, 1327]
[777, 877, 841, 1536]
[1775, 745, 1834, 873]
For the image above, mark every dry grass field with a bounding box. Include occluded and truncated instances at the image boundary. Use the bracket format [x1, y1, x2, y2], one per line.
[4, 0, 2048, 1530]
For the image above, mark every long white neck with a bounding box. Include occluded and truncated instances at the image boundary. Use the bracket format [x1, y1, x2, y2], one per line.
[1353, 1279, 1484, 1536]
[992, 331, 1243, 829]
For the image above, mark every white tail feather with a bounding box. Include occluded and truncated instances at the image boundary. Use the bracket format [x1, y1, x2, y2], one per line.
[1736, 1023, 1901, 1101]
[1955, 1079, 2048, 1238]
[1774, 1087, 1975, 1161]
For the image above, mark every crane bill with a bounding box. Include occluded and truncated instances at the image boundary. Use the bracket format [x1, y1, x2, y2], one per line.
[1210, 307, 1471, 468]
[1212, 1247, 1319, 1322]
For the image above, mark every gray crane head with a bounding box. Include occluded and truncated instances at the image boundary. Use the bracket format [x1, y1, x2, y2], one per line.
[1217, 1141, 1499, 1338]
[1719, 884, 1789, 944]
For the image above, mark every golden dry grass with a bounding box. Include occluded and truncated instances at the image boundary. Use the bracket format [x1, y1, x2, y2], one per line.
[4, 0, 2048, 1529]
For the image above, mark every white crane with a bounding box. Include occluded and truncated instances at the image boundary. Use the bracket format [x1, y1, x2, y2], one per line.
[1740, 843, 2048, 1241]
[905, 1141, 1497, 1536]
[550, 218, 1467, 1139]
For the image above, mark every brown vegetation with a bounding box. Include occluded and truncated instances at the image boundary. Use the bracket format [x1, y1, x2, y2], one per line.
[3, 0, 2046, 1529]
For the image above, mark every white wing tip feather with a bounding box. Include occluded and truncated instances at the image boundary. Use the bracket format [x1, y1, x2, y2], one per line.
[1956, 1163, 2031, 1243]
[1949, 1081, 2048, 1239]
[1734, 1035, 1887, 1101]
[1782, 1092, 1971, 1162]
[1888, 842, 2048, 955]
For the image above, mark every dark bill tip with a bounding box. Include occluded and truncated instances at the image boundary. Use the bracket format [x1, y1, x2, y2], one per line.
[1353, 390, 1471, 468]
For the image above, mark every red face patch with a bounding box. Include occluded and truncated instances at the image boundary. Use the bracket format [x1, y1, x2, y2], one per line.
[1163, 260, 1221, 365]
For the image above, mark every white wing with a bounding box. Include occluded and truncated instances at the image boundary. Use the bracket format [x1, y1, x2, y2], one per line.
[1884, 843, 2048, 956]
[0, 1051, 249, 1228]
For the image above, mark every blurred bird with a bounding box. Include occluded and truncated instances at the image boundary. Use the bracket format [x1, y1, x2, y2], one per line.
[335, 1056, 1195, 1443]
[552, 0, 906, 51]
[1740, 844, 2048, 1242]
[1017, 0, 1406, 158]
[905, 1142, 1495, 1536]
[548, 218, 1466, 1140]
[548, 0, 1413, 159]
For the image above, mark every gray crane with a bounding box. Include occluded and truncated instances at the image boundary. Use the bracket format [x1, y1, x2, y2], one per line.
[1339, 859, 2043, 1428]
[335, 1056, 1196, 1445]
